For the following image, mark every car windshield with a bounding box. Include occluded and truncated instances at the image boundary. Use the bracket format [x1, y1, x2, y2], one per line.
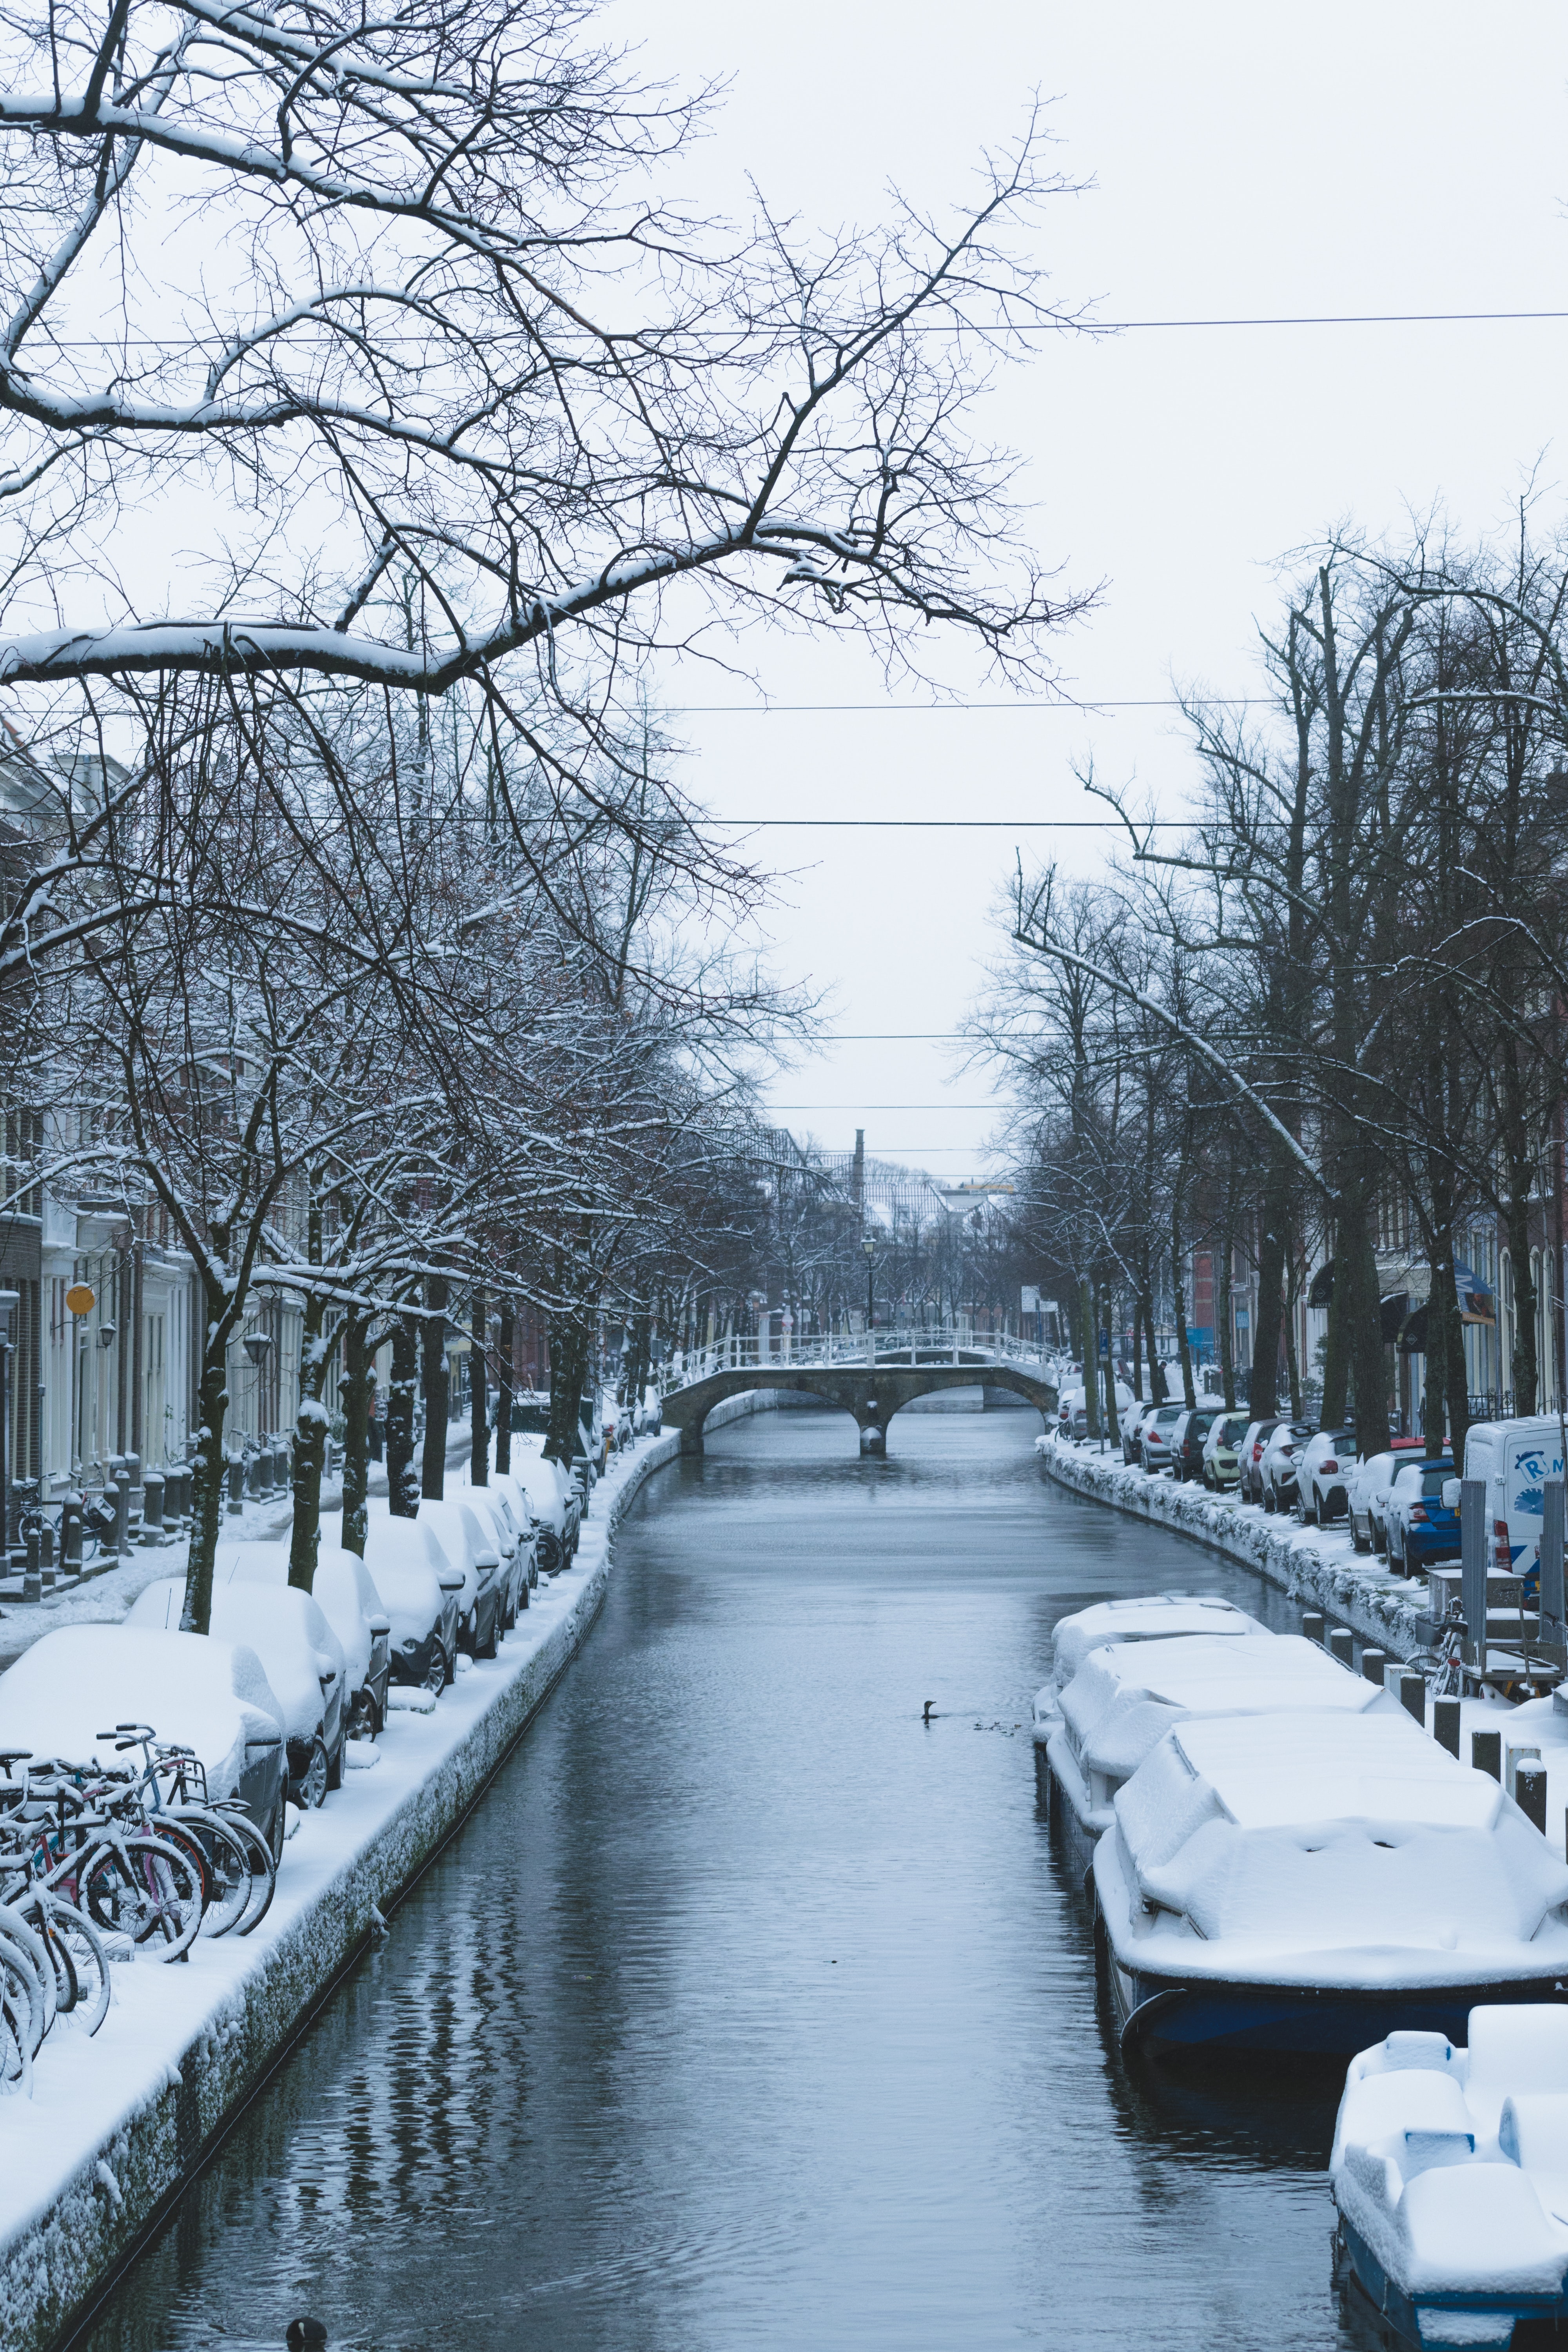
[1156, 1406, 1181, 1423]
[1216, 1416, 1248, 1442]
[1421, 1467, 1454, 1499]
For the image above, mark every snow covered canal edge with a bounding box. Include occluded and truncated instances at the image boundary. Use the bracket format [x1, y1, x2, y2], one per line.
[0, 1392, 775, 2352]
[1037, 1434, 1428, 1661]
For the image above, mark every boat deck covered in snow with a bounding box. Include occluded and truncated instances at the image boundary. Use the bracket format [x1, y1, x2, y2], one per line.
[1095, 1710, 1568, 2054]
[1333, 2005, 1568, 2349]
[1032, 1592, 1267, 1744]
[1045, 1632, 1395, 1882]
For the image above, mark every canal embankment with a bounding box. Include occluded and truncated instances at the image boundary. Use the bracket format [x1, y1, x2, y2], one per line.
[1037, 1431, 1429, 1658]
[0, 1393, 775, 2352]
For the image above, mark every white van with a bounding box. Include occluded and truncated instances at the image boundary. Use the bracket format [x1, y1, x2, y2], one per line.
[1461, 1416, 1567, 1593]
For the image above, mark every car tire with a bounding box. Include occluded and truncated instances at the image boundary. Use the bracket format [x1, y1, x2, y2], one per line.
[300, 1734, 329, 1811]
[479, 1604, 499, 1661]
[1262, 1485, 1275, 1513]
[327, 1726, 344, 1793]
[267, 1795, 287, 1866]
[422, 1644, 447, 1699]
[1302, 1494, 1317, 1525]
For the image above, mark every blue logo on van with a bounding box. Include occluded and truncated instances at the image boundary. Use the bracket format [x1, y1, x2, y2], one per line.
[1518, 1488, 1546, 1518]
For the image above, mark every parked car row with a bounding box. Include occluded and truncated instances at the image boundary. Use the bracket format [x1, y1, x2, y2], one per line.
[0, 1451, 587, 1858]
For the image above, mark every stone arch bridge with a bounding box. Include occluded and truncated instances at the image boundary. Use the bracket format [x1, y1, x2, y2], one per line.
[661, 1334, 1058, 1457]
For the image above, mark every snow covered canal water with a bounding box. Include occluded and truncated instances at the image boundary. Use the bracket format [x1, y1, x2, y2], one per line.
[77, 1406, 1386, 2352]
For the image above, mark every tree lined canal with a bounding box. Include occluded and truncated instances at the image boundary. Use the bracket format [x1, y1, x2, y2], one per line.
[83, 1406, 1380, 2352]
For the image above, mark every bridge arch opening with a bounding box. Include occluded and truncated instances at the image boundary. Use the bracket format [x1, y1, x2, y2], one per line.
[662, 1361, 1057, 1457]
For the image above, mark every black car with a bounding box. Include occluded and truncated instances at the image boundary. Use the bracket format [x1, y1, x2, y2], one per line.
[1170, 1406, 1221, 1481]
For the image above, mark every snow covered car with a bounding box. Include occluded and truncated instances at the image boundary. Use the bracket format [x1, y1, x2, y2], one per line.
[417, 1496, 506, 1657]
[343, 1510, 460, 1694]
[1260, 1419, 1316, 1511]
[1199, 1410, 1251, 1491]
[0, 1623, 287, 1852]
[1386, 1457, 1460, 1572]
[1169, 1405, 1222, 1482]
[510, 1436, 579, 1568]
[1138, 1403, 1184, 1475]
[1300, 1424, 1358, 1524]
[457, 1484, 527, 1626]
[1121, 1403, 1157, 1466]
[213, 1539, 392, 1738]
[1348, 1443, 1426, 1553]
[128, 1577, 347, 1809]
[490, 1472, 542, 1593]
[1237, 1416, 1283, 1504]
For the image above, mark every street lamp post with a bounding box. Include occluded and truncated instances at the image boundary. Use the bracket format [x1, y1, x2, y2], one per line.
[862, 1235, 876, 1332]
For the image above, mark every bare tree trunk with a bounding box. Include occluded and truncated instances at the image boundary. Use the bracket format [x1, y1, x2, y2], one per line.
[420, 1272, 449, 1500]
[1217, 1213, 1236, 1411]
[544, 1317, 588, 1467]
[1079, 1275, 1100, 1437]
[1172, 1213, 1196, 1410]
[470, 1285, 488, 1486]
[181, 1274, 233, 1635]
[340, 1317, 372, 1557]
[1249, 1160, 1290, 1419]
[288, 1311, 331, 1592]
[495, 1296, 514, 1476]
[387, 1318, 419, 1517]
[1142, 1293, 1167, 1403]
[1130, 1287, 1143, 1404]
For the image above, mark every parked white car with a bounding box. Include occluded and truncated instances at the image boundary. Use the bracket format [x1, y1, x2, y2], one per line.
[1259, 1419, 1316, 1511]
[1299, 1424, 1357, 1524]
[1140, 1403, 1184, 1475]
[1463, 1415, 1567, 1590]
[509, 1436, 580, 1569]
[490, 1472, 541, 1593]
[128, 1577, 347, 1809]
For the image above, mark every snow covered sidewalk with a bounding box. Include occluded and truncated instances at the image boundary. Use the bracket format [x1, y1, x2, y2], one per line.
[0, 1417, 707, 2352]
[1037, 1431, 1432, 1659]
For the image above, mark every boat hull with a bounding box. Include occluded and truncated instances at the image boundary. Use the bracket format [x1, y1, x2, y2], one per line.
[1337, 2211, 1559, 2350]
[1106, 1949, 1568, 2057]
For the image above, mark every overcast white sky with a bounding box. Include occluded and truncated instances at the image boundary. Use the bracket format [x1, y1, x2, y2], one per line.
[609, 0, 1568, 1178]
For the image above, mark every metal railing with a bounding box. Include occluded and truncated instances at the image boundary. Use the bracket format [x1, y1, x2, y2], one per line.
[660, 1326, 1054, 1393]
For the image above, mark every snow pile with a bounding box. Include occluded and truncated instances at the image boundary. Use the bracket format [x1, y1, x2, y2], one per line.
[1060, 1632, 1391, 1786]
[1037, 1592, 1267, 1735]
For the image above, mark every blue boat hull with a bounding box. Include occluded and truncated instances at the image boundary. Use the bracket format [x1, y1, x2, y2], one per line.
[1107, 1951, 1568, 2058]
[1338, 2211, 1563, 2350]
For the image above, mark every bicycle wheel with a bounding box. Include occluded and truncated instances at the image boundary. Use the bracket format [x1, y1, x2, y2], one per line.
[0, 1991, 32, 2097]
[211, 1806, 277, 1936]
[83, 1835, 203, 1959]
[28, 1895, 110, 2036]
[0, 1908, 52, 2053]
[171, 1808, 254, 1938]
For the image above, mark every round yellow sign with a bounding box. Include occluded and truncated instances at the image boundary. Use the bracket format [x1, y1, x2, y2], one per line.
[64, 1284, 95, 1316]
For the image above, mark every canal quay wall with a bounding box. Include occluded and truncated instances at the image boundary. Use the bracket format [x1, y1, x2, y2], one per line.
[1, 1391, 774, 2352]
[1037, 1432, 1428, 1660]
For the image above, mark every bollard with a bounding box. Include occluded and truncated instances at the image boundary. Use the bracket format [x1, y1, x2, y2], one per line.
[59, 1492, 83, 1574]
[1362, 1646, 1388, 1686]
[39, 1517, 54, 1587]
[171, 1465, 191, 1526]
[254, 1447, 273, 1498]
[1472, 1728, 1502, 1782]
[227, 1452, 245, 1516]
[124, 1451, 142, 1534]
[1434, 1695, 1461, 1757]
[110, 1466, 130, 1561]
[277, 1440, 293, 1491]
[1517, 1763, 1548, 1836]
[1396, 1671, 1426, 1725]
[140, 1470, 165, 1545]
[1302, 1611, 1325, 1644]
[23, 1528, 40, 1605]
[1506, 1744, 1543, 1803]
[1327, 1627, 1354, 1669]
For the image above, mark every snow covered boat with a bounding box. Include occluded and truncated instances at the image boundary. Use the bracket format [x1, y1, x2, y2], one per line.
[1045, 1632, 1396, 1885]
[1094, 1711, 1568, 2055]
[1332, 2005, 1568, 2349]
[1031, 1592, 1267, 1746]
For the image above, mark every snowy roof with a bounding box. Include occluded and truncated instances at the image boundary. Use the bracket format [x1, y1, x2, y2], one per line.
[1050, 1594, 1266, 1692]
[1061, 1633, 1389, 1780]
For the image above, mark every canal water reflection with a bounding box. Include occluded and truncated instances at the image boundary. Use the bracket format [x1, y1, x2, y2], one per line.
[81, 1405, 1384, 2352]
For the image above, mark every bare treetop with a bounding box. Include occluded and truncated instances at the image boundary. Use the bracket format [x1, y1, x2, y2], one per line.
[0, 0, 1090, 703]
